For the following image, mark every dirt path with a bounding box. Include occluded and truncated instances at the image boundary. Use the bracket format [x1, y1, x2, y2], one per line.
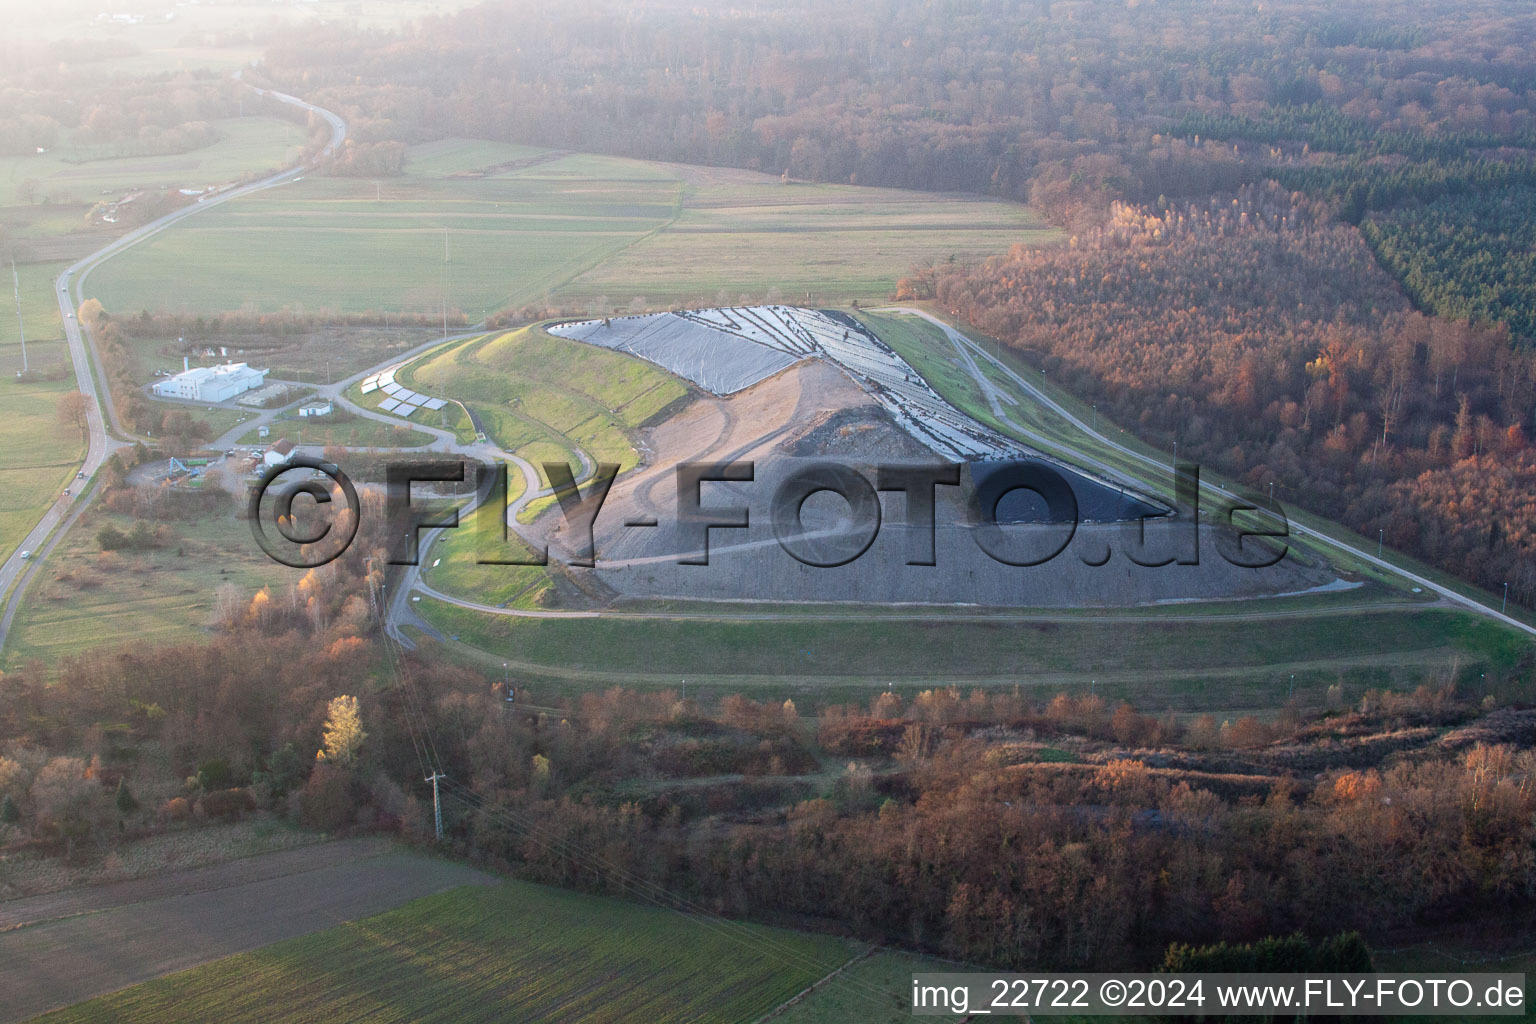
[0, 838, 495, 1023]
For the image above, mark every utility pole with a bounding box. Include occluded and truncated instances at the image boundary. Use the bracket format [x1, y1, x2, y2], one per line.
[425, 771, 445, 840]
[1502, 582, 1509, 614]
[1378, 529, 1383, 559]
[11, 258, 27, 375]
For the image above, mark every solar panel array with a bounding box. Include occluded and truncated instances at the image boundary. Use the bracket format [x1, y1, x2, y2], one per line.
[359, 365, 449, 421]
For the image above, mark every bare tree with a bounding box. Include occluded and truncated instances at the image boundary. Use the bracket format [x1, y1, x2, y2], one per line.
[57, 391, 90, 438]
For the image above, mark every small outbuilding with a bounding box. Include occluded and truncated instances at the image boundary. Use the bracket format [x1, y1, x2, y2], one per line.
[263, 438, 296, 468]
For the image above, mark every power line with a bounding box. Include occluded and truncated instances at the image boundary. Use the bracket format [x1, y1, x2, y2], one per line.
[11, 257, 27, 374]
[367, 588, 891, 1007]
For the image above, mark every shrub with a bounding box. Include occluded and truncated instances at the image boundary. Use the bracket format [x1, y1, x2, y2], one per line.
[299, 763, 354, 831]
[201, 787, 256, 820]
[157, 796, 191, 823]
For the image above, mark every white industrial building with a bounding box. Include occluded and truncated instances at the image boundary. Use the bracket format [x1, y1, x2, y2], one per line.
[151, 362, 268, 403]
[298, 399, 334, 418]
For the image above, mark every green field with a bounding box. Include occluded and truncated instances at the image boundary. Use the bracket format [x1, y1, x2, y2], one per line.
[0, 117, 303, 208]
[0, 260, 66, 353]
[0, 260, 84, 562]
[414, 598, 1528, 712]
[4, 504, 299, 669]
[0, 374, 83, 563]
[37, 880, 857, 1024]
[402, 323, 688, 469]
[83, 138, 1057, 317]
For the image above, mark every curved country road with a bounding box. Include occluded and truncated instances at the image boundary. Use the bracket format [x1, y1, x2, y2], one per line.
[0, 85, 346, 652]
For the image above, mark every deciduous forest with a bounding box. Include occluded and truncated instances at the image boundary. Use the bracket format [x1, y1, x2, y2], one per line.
[902, 185, 1536, 603]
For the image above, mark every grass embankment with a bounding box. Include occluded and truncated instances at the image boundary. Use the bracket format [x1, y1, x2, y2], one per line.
[415, 598, 1527, 711]
[402, 323, 686, 470]
[420, 505, 551, 610]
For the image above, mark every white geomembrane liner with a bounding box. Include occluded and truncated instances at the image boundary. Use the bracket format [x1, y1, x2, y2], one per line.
[549, 306, 1021, 461]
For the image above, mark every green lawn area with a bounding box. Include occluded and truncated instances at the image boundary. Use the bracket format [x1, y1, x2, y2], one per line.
[0, 117, 304, 207]
[82, 139, 1056, 317]
[414, 599, 1529, 712]
[149, 400, 261, 443]
[402, 323, 687, 470]
[4, 504, 299, 669]
[237, 414, 435, 448]
[36, 880, 856, 1024]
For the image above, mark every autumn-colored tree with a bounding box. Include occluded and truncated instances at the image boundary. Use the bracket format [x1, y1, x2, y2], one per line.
[318, 694, 366, 766]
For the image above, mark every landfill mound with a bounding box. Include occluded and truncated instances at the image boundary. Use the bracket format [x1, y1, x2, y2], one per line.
[549, 306, 1026, 461]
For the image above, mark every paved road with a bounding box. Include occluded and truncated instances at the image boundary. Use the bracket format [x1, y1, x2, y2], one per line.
[872, 305, 1536, 641]
[0, 83, 347, 654]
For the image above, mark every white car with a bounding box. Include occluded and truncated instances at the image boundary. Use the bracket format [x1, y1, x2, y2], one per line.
[19, 551, 30, 560]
